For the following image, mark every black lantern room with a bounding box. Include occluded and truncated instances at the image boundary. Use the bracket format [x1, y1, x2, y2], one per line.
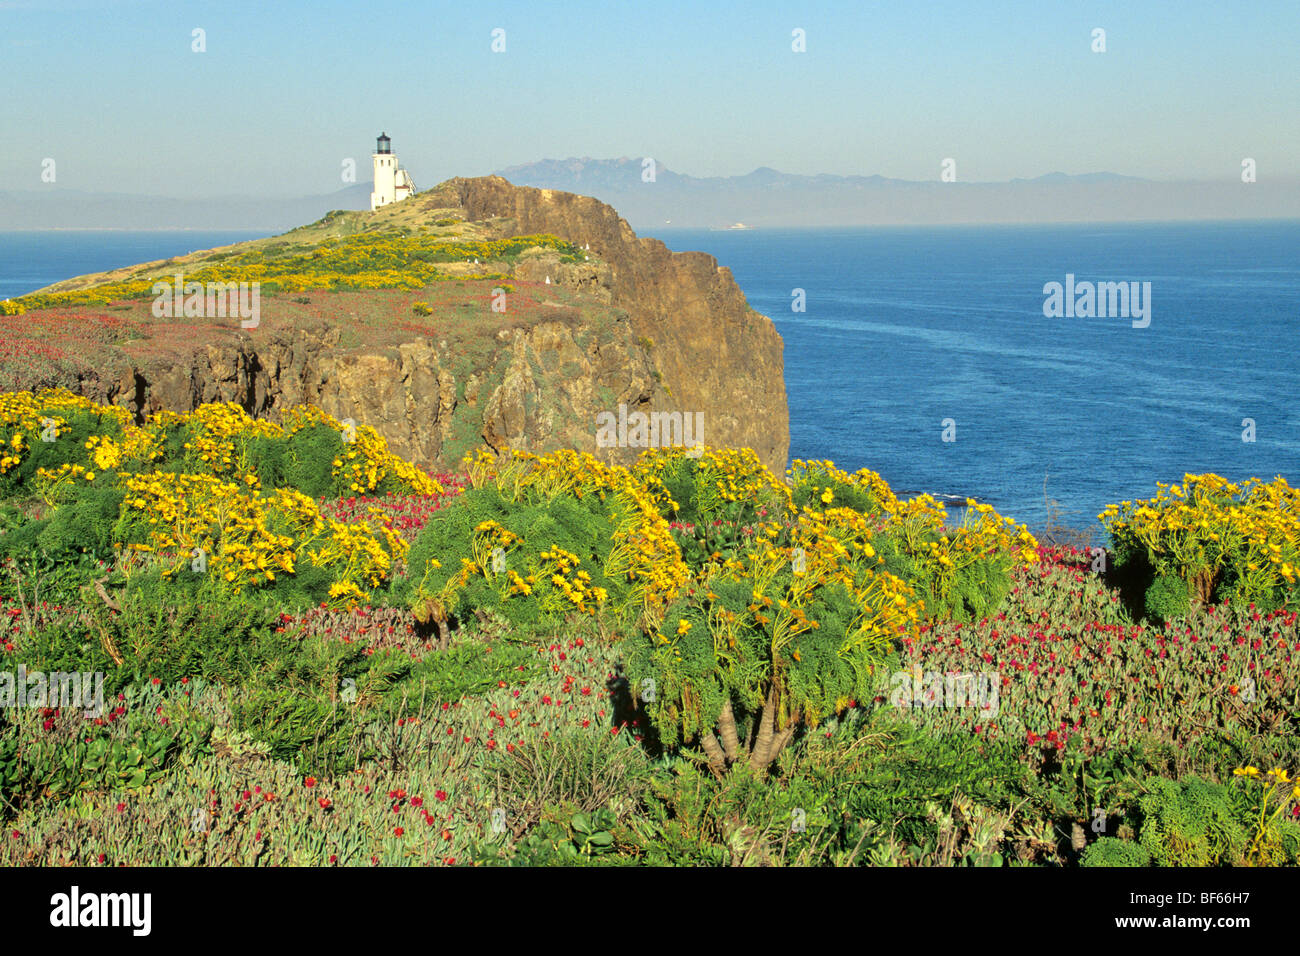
[376, 133, 391, 155]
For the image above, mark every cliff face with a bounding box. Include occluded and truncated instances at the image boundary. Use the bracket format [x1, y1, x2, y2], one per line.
[440, 177, 790, 472]
[21, 177, 790, 475]
[103, 315, 660, 470]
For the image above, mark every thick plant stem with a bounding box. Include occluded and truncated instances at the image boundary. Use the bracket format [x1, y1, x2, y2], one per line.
[717, 700, 741, 760]
[767, 721, 798, 768]
[750, 684, 779, 770]
[700, 732, 728, 772]
[750, 683, 800, 772]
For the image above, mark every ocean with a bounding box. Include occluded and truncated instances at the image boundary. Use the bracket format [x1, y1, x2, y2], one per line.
[659, 221, 1300, 530]
[4, 222, 1298, 530]
[0, 231, 270, 302]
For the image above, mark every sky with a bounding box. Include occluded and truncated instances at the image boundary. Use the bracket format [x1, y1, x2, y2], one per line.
[1, 0, 1297, 197]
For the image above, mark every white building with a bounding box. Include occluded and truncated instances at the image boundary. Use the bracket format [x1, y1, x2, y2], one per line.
[371, 132, 415, 211]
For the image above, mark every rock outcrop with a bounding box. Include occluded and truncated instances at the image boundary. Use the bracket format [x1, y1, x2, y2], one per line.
[437, 177, 790, 472]
[25, 177, 790, 475]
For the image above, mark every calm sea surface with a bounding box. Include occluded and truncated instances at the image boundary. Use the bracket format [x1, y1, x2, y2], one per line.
[4, 223, 1298, 529]
[0, 231, 268, 301]
[659, 221, 1300, 529]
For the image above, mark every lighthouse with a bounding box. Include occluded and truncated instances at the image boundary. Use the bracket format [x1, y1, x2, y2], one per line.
[371, 133, 416, 211]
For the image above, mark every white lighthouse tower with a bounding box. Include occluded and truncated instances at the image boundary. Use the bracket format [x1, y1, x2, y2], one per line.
[371, 133, 415, 211]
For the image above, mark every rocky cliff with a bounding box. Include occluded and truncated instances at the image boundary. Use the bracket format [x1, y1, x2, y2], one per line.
[437, 177, 789, 471]
[13, 177, 790, 475]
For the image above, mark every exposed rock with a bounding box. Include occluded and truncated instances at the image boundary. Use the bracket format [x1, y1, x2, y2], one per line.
[436, 177, 790, 472]
[28, 177, 790, 475]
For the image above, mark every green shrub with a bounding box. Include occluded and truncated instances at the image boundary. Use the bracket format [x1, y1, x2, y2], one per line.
[1144, 573, 1191, 623]
[32, 485, 125, 558]
[867, 529, 1014, 622]
[404, 483, 631, 640]
[1080, 837, 1152, 867]
[624, 529, 915, 773]
[788, 459, 895, 519]
[626, 757, 838, 866]
[74, 570, 285, 692]
[1136, 776, 1248, 866]
[404, 640, 541, 704]
[833, 717, 1031, 852]
[239, 423, 347, 499]
[476, 808, 630, 866]
[1100, 475, 1300, 617]
[487, 725, 652, 834]
[633, 447, 792, 571]
[0, 406, 132, 496]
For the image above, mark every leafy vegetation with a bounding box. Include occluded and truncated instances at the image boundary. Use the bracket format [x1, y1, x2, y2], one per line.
[0, 393, 1296, 866]
[5, 233, 586, 313]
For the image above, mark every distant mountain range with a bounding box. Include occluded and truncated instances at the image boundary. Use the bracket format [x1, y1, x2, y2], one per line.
[494, 158, 1300, 229]
[497, 158, 1148, 194]
[2, 161, 1296, 231]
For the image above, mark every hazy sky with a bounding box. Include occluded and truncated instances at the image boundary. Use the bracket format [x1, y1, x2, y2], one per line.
[2, 0, 1297, 196]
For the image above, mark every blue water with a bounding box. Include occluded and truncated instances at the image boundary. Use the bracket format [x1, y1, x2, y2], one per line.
[4, 224, 1298, 530]
[660, 221, 1300, 529]
[0, 231, 270, 301]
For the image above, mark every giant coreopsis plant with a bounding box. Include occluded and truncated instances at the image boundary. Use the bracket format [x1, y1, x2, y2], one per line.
[406, 448, 689, 646]
[625, 508, 920, 773]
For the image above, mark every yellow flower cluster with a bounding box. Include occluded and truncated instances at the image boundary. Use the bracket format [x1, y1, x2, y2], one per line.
[0, 388, 140, 474]
[9, 233, 580, 312]
[116, 471, 399, 605]
[34, 462, 98, 502]
[152, 403, 279, 477]
[1232, 765, 1300, 865]
[436, 520, 610, 620]
[467, 443, 1045, 628]
[84, 435, 122, 471]
[1, 389, 440, 499]
[788, 475, 1036, 618]
[0, 388, 124, 433]
[468, 519, 522, 578]
[635, 446, 793, 516]
[607, 481, 691, 627]
[119, 471, 296, 591]
[1, 431, 26, 473]
[469, 447, 625, 502]
[788, 458, 900, 515]
[792, 506, 885, 579]
[696, 530, 916, 726]
[889, 494, 949, 540]
[946, 498, 1039, 565]
[465, 446, 691, 627]
[310, 515, 399, 592]
[789, 508, 919, 630]
[1233, 766, 1295, 785]
[2, 276, 159, 315]
[888, 492, 1038, 594]
[1100, 474, 1300, 600]
[537, 546, 607, 616]
[284, 405, 441, 496]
